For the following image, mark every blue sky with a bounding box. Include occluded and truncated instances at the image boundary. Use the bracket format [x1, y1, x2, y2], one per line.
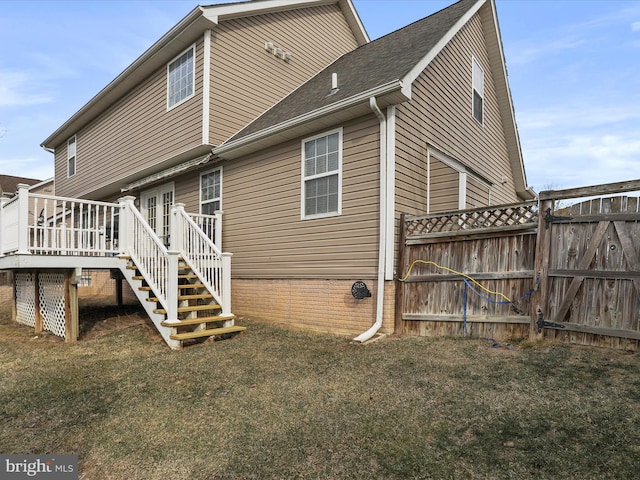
[1, 0, 639, 193]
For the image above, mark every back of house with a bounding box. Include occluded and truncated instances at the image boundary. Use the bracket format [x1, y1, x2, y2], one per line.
[29, 0, 533, 343]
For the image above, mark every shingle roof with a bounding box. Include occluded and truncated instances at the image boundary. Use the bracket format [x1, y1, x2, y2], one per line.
[226, 0, 480, 143]
[0, 174, 41, 196]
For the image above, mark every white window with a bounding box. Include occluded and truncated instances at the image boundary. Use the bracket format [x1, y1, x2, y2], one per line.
[200, 168, 222, 215]
[472, 57, 484, 125]
[167, 45, 195, 109]
[67, 136, 76, 177]
[301, 129, 342, 219]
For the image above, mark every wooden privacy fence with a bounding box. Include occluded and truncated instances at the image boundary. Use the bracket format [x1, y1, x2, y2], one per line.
[397, 179, 640, 350]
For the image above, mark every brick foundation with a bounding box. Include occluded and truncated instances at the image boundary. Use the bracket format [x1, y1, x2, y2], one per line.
[231, 278, 396, 337]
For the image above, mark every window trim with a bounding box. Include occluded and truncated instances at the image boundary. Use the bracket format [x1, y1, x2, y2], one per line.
[166, 44, 196, 111]
[67, 135, 76, 178]
[300, 128, 343, 220]
[472, 56, 484, 125]
[199, 166, 222, 215]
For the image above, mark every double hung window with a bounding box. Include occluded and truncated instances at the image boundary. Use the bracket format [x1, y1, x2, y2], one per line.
[67, 136, 76, 177]
[472, 57, 484, 125]
[302, 129, 342, 219]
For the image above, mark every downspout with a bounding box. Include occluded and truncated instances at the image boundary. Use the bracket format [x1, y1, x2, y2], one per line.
[353, 96, 387, 343]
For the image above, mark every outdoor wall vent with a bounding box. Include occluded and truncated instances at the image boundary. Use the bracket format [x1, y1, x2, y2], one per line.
[351, 281, 371, 300]
[331, 73, 338, 90]
[265, 41, 291, 62]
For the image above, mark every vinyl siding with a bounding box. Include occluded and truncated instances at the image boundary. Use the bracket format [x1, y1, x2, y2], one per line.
[395, 11, 518, 218]
[429, 158, 459, 213]
[175, 114, 381, 279]
[209, 4, 359, 144]
[55, 38, 205, 199]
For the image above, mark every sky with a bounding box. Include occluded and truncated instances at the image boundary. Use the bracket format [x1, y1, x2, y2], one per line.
[1, 0, 639, 193]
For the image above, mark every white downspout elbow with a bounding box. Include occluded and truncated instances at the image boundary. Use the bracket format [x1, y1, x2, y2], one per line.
[353, 97, 387, 343]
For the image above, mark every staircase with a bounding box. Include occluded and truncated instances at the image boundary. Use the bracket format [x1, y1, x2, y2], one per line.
[121, 256, 245, 349]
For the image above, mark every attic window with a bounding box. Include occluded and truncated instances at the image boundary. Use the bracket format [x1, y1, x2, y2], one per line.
[167, 44, 195, 110]
[472, 57, 484, 125]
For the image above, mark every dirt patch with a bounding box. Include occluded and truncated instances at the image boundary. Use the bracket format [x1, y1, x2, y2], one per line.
[78, 296, 152, 340]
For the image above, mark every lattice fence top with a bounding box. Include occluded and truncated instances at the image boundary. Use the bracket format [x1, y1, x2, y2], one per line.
[405, 202, 538, 237]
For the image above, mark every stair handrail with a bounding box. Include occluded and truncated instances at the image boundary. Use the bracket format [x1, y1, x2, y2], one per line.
[119, 196, 179, 323]
[171, 204, 232, 316]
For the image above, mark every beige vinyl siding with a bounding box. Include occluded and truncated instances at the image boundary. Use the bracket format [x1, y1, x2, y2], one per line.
[429, 158, 459, 213]
[395, 12, 518, 218]
[175, 114, 380, 279]
[209, 4, 359, 145]
[55, 38, 205, 199]
[466, 176, 490, 209]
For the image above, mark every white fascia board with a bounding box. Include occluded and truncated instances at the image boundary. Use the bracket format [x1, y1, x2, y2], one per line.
[339, 0, 370, 45]
[401, 0, 486, 93]
[202, 0, 334, 23]
[214, 81, 406, 158]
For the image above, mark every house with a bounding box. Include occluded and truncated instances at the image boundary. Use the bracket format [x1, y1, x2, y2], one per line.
[1, 0, 533, 348]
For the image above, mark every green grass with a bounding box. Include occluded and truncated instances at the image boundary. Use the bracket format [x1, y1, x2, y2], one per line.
[0, 302, 639, 479]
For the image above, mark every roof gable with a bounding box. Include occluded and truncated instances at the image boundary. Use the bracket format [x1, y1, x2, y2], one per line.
[41, 0, 367, 150]
[220, 0, 483, 150]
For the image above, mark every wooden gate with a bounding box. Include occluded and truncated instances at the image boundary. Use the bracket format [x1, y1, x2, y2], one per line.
[533, 181, 640, 350]
[398, 179, 640, 350]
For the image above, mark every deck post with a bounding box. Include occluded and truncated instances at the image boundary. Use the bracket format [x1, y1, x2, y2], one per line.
[170, 203, 186, 252]
[221, 252, 233, 317]
[17, 184, 31, 255]
[0, 196, 7, 256]
[214, 210, 223, 249]
[166, 250, 180, 324]
[118, 196, 136, 256]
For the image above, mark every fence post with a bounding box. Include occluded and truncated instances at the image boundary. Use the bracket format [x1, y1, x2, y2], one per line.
[221, 252, 233, 317]
[118, 196, 136, 256]
[531, 198, 554, 338]
[214, 210, 223, 249]
[0, 196, 7, 256]
[16, 184, 31, 254]
[170, 203, 186, 253]
[394, 213, 407, 335]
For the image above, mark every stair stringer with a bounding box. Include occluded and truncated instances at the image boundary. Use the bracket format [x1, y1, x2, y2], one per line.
[118, 261, 182, 350]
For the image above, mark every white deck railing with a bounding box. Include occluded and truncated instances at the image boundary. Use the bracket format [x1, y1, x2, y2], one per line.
[172, 204, 232, 316]
[0, 184, 120, 256]
[0, 186, 230, 323]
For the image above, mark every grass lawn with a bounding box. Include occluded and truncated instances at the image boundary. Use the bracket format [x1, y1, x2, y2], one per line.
[1, 300, 639, 479]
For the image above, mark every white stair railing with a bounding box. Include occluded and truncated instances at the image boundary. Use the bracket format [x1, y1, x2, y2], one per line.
[119, 196, 179, 323]
[171, 204, 232, 317]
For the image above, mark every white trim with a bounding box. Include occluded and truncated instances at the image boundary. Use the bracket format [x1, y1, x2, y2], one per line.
[199, 166, 222, 214]
[166, 43, 196, 111]
[121, 154, 211, 192]
[300, 127, 343, 220]
[458, 172, 467, 209]
[202, 30, 211, 145]
[401, 0, 485, 96]
[385, 105, 396, 280]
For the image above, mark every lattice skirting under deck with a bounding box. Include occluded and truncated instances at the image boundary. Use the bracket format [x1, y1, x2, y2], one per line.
[14, 271, 68, 339]
[15, 272, 37, 328]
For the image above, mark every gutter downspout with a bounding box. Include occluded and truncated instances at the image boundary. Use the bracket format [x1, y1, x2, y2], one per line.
[353, 97, 387, 343]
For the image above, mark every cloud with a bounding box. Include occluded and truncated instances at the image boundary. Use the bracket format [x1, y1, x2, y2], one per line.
[0, 70, 54, 108]
[0, 155, 54, 180]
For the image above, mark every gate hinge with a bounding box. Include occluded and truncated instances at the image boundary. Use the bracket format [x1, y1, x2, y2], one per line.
[536, 309, 566, 333]
[544, 208, 574, 229]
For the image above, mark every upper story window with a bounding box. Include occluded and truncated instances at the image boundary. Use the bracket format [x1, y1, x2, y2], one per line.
[301, 129, 342, 219]
[472, 57, 484, 125]
[67, 136, 76, 177]
[200, 168, 221, 215]
[167, 45, 195, 110]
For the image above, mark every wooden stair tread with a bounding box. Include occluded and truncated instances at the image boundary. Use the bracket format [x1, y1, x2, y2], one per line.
[170, 326, 246, 341]
[178, 283, 205, 290]
[161, 315, 235, 327]
[154, 304, 221, 315]
[179, 293, 213, 300]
